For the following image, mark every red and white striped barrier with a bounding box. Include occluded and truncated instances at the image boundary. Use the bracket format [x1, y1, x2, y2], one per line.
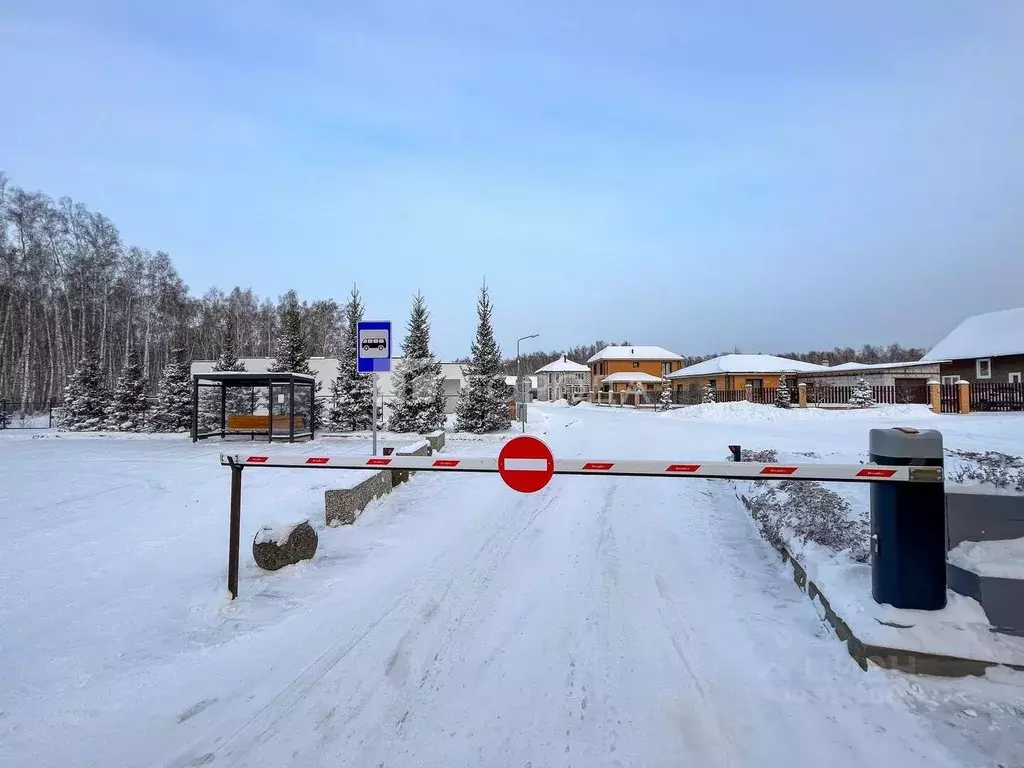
[220, 453, 942, 484]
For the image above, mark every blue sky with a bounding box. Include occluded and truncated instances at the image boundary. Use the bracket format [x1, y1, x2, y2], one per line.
[2, 1, 1022, 360]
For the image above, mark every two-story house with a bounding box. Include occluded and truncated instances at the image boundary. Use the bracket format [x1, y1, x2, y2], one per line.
[535, 356, 590, 401]
[587, 346, 683, 395]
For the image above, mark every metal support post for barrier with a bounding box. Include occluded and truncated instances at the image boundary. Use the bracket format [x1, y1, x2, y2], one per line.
[228, 461, 243, 599]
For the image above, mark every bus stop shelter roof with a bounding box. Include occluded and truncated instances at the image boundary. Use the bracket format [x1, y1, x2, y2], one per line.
[192, 371, 317, 387]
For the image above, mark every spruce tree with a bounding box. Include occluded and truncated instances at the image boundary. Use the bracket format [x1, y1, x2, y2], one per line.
[328, 285, 375, 431]
[199, 328, 249, 429]
[659, 380, 673, 411]
[212, 329, 248, 415]
[702, 382, 717, 404]
[775, 374, 793, 409]
[150, 347, 194, 433]
[105, 350, 150, 431]
[62, 353, 107, 431]
[848, 377, 875, 408]
[269, 293, 310, 375]
[455, 284, 510, 433]
[269, 293, 323, 428]
[389, 293, 447, 433]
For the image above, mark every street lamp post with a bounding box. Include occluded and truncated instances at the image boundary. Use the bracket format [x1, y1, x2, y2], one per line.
[517, 333, 539, 433]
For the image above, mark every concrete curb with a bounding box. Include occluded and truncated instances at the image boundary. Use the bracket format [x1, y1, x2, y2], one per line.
[325, 436, 440, 527]
[738, 491, 1024, 677]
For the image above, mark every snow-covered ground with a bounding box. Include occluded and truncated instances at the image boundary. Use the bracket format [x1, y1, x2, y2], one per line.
[2, 404, 1024, 767]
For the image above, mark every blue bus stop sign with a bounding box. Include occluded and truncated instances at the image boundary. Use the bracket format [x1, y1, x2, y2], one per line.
[357, 321, 391, 373]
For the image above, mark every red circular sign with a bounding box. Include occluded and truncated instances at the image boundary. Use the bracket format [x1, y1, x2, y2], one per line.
[498, 435, 555, 493]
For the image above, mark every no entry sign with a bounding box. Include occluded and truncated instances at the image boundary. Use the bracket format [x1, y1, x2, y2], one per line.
[498, 435, 554, 493]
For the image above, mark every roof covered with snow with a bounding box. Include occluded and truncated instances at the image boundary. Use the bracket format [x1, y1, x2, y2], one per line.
[504, 375, 538, 388]
[665, 354, 825, 379]
[601, 371, 665, 384]
[535, 356, 590, 373]
[922, 306, 1024, 361]
[806, 360, 944, 374]
[587, 345, 683, 363]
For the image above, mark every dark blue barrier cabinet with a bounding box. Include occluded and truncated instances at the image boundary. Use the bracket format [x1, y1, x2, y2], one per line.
[869, 427, 946, 610]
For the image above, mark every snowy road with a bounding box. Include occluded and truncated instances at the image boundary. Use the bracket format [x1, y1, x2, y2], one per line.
[3, 405, 1022, 767]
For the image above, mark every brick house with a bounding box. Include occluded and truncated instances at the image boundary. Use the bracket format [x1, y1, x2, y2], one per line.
[921, 307, 1024, 385]
[665, 354, 824, 394]
[587, 346, 683, 394]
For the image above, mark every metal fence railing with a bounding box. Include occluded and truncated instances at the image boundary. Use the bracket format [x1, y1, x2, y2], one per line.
[940, 384, 959, 413]
[0, 400, 64, 429]
[970, 382, 1024, 412]
[805, 384, 929, 406]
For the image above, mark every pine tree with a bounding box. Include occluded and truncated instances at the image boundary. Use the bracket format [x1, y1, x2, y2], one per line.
[62, 353, 107, 431]
[328, 285, 375, 431]
[659, 380, 673, 411]
[775, 374, 792, 409]
[389, 292, 447, 433]
[105, 350, 150, 431]
[702, 383, 716, 404]
[456, 283, 510, 433]
[848, 377, 875, 408]
[150, 347, 193, 433]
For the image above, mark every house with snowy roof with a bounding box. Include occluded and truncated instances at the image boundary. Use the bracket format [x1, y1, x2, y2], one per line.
[534, 355, 590, 402]
[664, 353, 824, 395]
[921, 306, 1024, 385]
[586, 345, 683, 396]
[798, 360, 944, 387]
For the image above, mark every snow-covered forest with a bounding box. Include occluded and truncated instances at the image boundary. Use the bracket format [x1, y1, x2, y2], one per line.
[0, 172, 345, 406]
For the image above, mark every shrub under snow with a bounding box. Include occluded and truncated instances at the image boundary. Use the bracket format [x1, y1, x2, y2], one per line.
[948, 450, 1024, 492]
[738, 448, 868, 562]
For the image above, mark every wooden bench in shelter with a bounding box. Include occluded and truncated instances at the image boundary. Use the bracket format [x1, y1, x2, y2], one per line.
[226, 415, 307, 433]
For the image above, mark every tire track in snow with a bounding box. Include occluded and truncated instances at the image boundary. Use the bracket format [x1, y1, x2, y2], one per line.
[163, 472, 561, 768]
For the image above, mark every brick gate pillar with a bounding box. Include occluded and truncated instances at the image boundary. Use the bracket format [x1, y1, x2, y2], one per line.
[957, 380, 971, 414]
[928, 381, 941, 414]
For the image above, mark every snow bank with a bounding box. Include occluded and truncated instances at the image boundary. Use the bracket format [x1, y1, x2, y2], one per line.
[796, 548, 1024, 666]
[948, 537, 1024, 579]
[662, 401, 936, 423]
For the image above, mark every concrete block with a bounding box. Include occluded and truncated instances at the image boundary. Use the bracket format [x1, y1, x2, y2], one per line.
[325, 470, 392, 526]
[424, 429, 446, 454]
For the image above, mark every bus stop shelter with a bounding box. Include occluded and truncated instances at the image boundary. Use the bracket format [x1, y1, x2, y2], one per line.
[191, 371, 316, 443]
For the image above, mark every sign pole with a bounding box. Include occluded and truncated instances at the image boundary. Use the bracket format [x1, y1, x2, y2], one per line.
[357, 319, 392, 458]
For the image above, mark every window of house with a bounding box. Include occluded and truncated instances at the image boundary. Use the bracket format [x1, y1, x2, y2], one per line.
[941, 375, 959, 385]
[976, 358, 992, 379]
[661, 362, 671, 376]
[1010, 372, 1022, 384]
[632, 361, 641, 369]
[708, 378, 717, 389]
[747, 378, 763, 389]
